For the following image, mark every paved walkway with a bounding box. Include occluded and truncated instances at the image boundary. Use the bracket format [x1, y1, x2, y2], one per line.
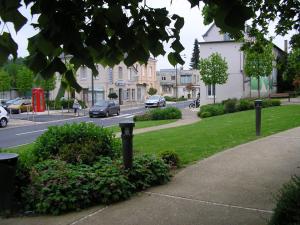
[116, 108, 200, 137]
[2, 126, 300, 225]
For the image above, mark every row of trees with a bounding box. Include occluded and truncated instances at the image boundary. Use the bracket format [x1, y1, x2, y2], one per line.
[0, 58, 56, 98]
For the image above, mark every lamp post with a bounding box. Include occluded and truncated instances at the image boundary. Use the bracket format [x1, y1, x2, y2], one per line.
[174, 54, 186, 99]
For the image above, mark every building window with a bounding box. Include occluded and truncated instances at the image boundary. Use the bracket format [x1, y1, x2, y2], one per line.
[162, 86, 172, 93]
[223, 33, 231, 41]
[118, 66, 123, 79]
[171, 76, 175, 81]
[161, 76, 166, 81]
[132, 89, 135, 100]
[81, 66, 87, 80]
[109, 88, 114, 94]
[126, 89, 130, 100]
[207, 84, 215, 97]
[149, 66, 152, 77]
[180, 74, 192, 84]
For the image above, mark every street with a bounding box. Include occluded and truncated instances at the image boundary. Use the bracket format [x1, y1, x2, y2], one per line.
[0, 101, 190, 149]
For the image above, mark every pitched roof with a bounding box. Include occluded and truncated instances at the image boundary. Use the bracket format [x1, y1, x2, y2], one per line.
[202, 23, 215, 37]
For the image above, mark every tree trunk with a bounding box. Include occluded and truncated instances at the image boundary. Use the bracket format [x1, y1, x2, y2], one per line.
[257, 77, 260, 98]
[213, 84, 216, 104]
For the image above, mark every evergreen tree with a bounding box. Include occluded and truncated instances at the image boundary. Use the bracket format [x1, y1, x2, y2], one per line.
[190, 39, 200, 69]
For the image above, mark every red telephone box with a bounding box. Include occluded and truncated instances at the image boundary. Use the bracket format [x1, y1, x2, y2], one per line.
[32, 88, 45, 112]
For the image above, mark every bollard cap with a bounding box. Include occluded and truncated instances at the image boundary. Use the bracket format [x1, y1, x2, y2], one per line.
[119, 121, 135, 128]
[0, 153, 19, 161]
[254, 99, 263, 107]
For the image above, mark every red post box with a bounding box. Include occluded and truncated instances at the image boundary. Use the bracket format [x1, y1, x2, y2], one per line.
[32, 88, 45, 112]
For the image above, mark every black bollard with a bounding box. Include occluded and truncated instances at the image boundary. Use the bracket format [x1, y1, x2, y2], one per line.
[0, 153, 19, 214]
[254, 100, 262, 136]
[119, 121, 135, 169]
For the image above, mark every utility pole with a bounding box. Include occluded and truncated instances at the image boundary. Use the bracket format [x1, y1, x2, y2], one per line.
[91, 74, 94, 106]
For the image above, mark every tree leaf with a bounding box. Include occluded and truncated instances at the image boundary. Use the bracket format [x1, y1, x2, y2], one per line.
[65, 70, 82, 93]
[0, 32, 18, 65]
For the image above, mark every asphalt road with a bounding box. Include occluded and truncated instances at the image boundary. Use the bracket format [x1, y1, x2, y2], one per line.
[0, 101, 190, 149]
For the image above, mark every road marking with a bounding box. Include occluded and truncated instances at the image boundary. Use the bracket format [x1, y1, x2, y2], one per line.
[69, 206, 108, 225]
[5, 142, 33, 149]
[124, 115, 135, 119]
[16, 129, 48, 136]
[144, 192, 273, 214]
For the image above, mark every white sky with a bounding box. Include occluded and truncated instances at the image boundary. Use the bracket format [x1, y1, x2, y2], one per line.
[5, 0, 295, 70]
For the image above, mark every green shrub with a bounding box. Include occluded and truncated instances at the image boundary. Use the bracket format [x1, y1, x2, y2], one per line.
[199, 104, 224, 118]
[271, 99, 281, 106]
[127, 154, 171, 191]
[237, 99, 254, 111]
[164, 96, 187, 102]
[23, 159, 134, 215]
[133, 113, 152, 121]
[21, 155, 171, 215]
[224, 98, 238, 113]
[46, 100, 86, 110]
[160, 151, 181, 168]
[198, 111, 212, 118]
[262, 99, 273, 108]
[269, 176, 300, 225]
[150, 107, 182, 120]
[33, 123, 121, 163]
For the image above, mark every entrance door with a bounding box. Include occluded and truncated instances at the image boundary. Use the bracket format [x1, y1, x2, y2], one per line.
[137, 88, 141, 101]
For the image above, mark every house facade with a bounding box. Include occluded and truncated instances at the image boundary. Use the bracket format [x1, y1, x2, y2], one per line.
[157, 69, 200, 99]
[199, 23, 284, 105]
[51, 58, 158, 106]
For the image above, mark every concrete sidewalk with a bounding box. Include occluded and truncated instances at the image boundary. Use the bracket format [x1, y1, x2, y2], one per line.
[2, 126, 300, 225]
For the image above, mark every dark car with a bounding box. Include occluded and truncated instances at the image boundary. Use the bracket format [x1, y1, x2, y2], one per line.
[89, 100, 120, 118]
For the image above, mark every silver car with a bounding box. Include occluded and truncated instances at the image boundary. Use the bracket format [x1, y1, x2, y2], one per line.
[0, 106, 9, 127]
[145, 95, 166, 108]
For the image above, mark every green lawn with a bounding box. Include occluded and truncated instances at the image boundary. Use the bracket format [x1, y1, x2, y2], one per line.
[106, 119, 177, 133]
[1, 119, 177, 152]
[133, 105, 300, 165]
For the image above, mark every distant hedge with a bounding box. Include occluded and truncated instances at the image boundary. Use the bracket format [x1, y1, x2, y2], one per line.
[198, 98, 281, 118]
[134, 107, 182, 121]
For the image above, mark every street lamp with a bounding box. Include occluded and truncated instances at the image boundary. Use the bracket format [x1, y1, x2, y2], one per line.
[119, 121, 135, 169]
[175, 54, 186, 99]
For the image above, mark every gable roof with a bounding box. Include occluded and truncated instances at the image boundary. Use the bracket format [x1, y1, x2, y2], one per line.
[202, 23, 215, 37]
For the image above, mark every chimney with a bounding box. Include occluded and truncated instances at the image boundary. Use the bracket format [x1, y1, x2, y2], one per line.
[284, 40, 288, 53]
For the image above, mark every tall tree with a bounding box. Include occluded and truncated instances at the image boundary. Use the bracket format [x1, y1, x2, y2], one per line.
[15, 66, 34, 96]
[190, 39, 200, 69]
[0, 0, 298, 88]
[244, 43, 274, 98]
[0, 69, 11, 98]
[199, 53, 228, 103]
[283, 48, 300, 91]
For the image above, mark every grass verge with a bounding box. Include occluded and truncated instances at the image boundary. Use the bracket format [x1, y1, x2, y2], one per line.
[133, 105, 300, 165]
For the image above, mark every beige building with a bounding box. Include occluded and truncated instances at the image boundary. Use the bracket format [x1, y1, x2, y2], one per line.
[51, 58, 158, 106]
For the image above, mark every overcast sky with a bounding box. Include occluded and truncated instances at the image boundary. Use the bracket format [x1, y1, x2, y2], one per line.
[8, 0, 295, 71]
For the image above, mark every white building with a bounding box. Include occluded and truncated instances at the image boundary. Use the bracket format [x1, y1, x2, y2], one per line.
[199, 23, 284, 105]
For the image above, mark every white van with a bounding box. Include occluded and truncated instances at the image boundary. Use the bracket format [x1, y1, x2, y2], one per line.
[0, 106, 9, 127]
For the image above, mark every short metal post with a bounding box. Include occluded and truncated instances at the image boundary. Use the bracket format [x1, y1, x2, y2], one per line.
[0, 153, 19, 213]
[254, 100, 262, 136]
[119, 121, 135, 169]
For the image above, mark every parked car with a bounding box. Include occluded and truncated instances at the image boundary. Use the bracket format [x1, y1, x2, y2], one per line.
[2, 97, 24, 112]
[89, 100, 120, 118]
[145, 95, 166, 108]
[0, 106, 9, 127]
[0, 99, 8, 111]
[7, 99, 32, 114]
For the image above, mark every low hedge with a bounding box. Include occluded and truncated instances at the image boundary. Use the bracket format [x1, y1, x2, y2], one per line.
[46, 99, 86, 110]
[134, 107, 182, 121]
[164, 96, 187, 102]
[198, 98, 281, 118]
[21, 155, 170, 215]
[33, 123, 121, 163]
[269, 176, 300, 225]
